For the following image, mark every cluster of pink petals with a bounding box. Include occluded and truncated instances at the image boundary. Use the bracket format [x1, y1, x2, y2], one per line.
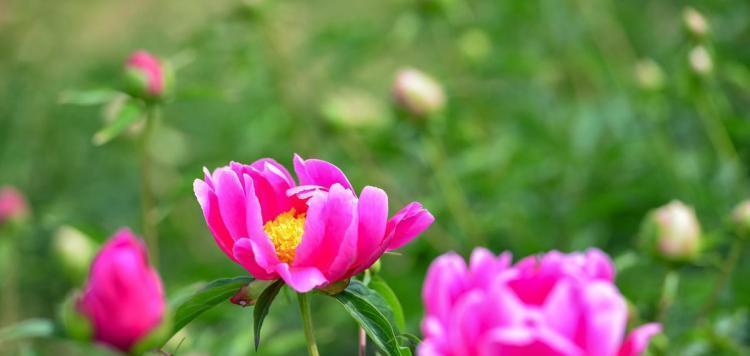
[126, 50, 164, 96]
[194, 154, 434, 292]
[0, 185, 29, 225]
[77, 229, 165, 352]
[420, 248, 661, 356]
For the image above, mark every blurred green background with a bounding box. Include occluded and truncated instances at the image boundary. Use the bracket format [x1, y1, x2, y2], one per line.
[1, 0, 750, 354]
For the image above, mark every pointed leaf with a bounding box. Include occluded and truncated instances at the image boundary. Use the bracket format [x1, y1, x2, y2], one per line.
[92, 98, 142, 145]
[253, 280, 284, 350]
[172, 276, 254, 333]
[0, 319, 57, 342]
[58, 89, 120, 106]
[369, 276, 406, 331]
[333, 281, 403, 356]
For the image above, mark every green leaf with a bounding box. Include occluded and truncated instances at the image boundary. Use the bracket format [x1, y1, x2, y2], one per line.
[369, 275, 406, 331]
[333, 280, 403, 356]
[172, 276, 254, 333]
[92, 98, 143, 145]
[58, 89, 120, 106]
[346, 280, 399, 332]
[0, 319, 57, 342]
[253, 280, 284, 350]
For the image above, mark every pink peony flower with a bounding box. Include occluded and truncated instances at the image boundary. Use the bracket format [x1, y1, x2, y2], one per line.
[419, 248, 661, 356]
[194, 154, 434, 292]
[126, 50, 165, 96]
[0, 185, 29, 225]
[77, 229, 165, 352]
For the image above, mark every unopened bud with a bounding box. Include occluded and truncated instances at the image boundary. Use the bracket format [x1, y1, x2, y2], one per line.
[230, 279, 274, 307]
[322, 89, 391, 130]
[124, 50, 173, 101]
[634, 59, 665, 91]
[683, 7, 709, 38]
[393, 68, 446, 118]
[0, 186, 29, 226]
[58, 291, 93, 342]
[640, 200, 702, 262]
[731, 200, 750, 239]
[53, 226, 98, 281]
[689, 46, 712, 76]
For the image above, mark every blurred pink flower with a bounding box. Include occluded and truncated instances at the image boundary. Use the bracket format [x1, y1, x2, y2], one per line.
[77, 229, 165, 352]
[0, 185, 29, 225]
[419, 248, 661, 356]
[126, 50, 165, 96]
[194, 154, 434, 292]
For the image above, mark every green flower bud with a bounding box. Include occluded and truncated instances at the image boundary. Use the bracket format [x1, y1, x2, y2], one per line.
[640, 200, 702, 262]
[53, 226, 98, 282]
[731, 200, 750, 239]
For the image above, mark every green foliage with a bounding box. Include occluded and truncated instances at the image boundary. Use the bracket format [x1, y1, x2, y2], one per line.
[253, 280, 284, 350]
[172, 276, 254, 333]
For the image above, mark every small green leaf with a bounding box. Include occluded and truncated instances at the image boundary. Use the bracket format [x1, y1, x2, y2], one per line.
[58, 89, 120, 106]
[253, 280, 284, 350]
[0, 319, 57, 342]
[369, 275, 406, 331]
[333, 281, 403, 356]
[172, 276, 254, 333]
[346, 280, 399, 332]
[92, 98, 142, 145]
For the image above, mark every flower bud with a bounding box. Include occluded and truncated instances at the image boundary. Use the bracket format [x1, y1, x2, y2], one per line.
[0, 186, 29, 226]
[640, 200, 702, 262]
[392, 68, 446, 118]
[53, 226, 98, 282]
[689, 46, 712, 76]
[683, 7, 709, 38]
[76, 228, 166, 353]
[124, 50, 173, 100]
[634, 58, 665, 91]
[230, 279, 274, 307]
[731, 200, 750, 239]
[59, 291, 93, 342]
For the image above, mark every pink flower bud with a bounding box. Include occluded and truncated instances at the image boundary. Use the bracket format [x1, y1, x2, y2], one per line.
[642, 200, 702, 262]
[0, 186, 29, 226]
[77, 228, 165, 352]
[125, 50, 171, 99]
[393, 68, 446, 118]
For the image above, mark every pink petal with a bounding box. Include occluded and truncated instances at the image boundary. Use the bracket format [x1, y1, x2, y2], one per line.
[580, 282, 627, 355]
[232, 238, 279, 279]
[617, 323, 662, 356]
[274, 263, 327, 293]
[468, 249, 512, 288]
[346, 186, 389, 276]
[212, 167, 249, 240]
[194, 179, 235, 260]
[293, 154, 354, 192]
[293, 184, 358, 279]
[422, 252, 468, 321]
[541, 280, 580, 341]
[234, 160, 297, 222]
[385, 202, 434, 251]
[583, 248, 616, 281]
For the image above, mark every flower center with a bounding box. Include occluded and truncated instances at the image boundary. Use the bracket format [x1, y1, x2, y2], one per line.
[263, 209, 306, 264]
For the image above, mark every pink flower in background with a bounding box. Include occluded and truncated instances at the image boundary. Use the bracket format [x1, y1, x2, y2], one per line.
[194, 154, 434, 292]
[419, 248, 661, 356]
[126, 50, 165, 96]
[77, 229, 165, 352]
[0, 185, 29, 225]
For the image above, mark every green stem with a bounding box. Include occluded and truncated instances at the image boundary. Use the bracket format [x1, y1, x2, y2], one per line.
[297, 293, 320, 356]
[700, 238, 745, 318]
[141, 105, 158, 265]
[657, 268, 680, 322]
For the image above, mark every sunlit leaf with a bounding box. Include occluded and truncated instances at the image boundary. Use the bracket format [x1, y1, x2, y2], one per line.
[253, 280, 284, 350]
[369, 275, 406, 331]
[58, 89, 121, 106]
[172, 276, 254, 333]
[92, 98, 142, 145]
[0, 319, 57, 342]
[332, 280, 404, 356]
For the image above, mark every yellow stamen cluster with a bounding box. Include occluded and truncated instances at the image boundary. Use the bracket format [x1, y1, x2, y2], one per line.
[263, 209, 306, 264]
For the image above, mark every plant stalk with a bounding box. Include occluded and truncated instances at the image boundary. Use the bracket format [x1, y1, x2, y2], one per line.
[141, 105, 159, 265]
[297, 293, 320, 356]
